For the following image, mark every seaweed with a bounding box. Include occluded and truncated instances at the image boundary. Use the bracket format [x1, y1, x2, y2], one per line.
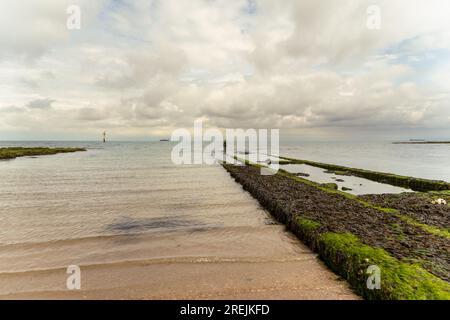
[280, 156, 450, 192]
[222, 162, 450, 299]
[0, 147, 86, 160]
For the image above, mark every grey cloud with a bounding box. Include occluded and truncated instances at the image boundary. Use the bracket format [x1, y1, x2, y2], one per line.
[2, 0, 450, 138]
[0, 106, 25, 113]
[0, 1, 107, 63]
[76, 107, 107, 121]
[27, 99, 55, 109]
[19, 77, 39, 89]
[41, 71, 56, 80]
[95, 44, 187, 89]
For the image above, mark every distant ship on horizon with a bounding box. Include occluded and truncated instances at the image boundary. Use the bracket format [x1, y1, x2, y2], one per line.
[159, 138, 170, 142]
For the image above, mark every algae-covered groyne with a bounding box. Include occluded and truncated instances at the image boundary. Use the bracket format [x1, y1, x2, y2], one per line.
[393, 141, 450, 144]
[223, 162, 450, 300]
[279, 156, 450, 192]
[0, 147, 86, 160]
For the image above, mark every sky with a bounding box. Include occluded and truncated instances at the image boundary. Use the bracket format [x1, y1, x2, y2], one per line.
[1, 0, 450, 141]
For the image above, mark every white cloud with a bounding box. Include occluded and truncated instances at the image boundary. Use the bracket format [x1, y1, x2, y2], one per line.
[1, 0, 450, 139]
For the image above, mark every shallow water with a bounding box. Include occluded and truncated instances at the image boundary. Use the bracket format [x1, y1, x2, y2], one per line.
[0, 141, 357, 298]
[3, 140, 447, 297]
[0, 142, 284, 255]
[280, 141, 450, 182]
[280, 163, 412, 195]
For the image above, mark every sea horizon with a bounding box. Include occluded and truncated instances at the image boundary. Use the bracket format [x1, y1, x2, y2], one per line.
[1, 0, 449, 305]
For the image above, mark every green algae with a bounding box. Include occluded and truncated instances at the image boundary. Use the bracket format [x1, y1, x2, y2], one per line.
[318, 232, 450, 300]
[277, 167, 450, 240]
[0, 147, 86, 160]
[280, 156, 450, 192]
[223, 161, 450, 300]
[395, 214, 450, 239]
[295, 217, 321, 231]
[321, 182, 338, 190]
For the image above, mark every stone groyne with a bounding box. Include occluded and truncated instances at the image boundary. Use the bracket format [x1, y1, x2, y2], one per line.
[223, 162, 450, 300]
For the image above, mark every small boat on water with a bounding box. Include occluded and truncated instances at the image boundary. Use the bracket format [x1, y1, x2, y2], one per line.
[160, 139, 170, 142]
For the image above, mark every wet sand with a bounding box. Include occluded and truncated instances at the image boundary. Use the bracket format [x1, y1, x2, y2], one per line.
[0, 228, 357, 299]
[0, 142, 358, 300]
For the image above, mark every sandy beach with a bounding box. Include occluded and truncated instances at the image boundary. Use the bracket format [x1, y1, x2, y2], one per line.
[0, 231, 357, 300]
[0, 143, 357, 299]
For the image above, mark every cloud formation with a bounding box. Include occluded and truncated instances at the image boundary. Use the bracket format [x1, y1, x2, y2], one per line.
[1, 0, 450, 140]
[27, 98, 55, 109]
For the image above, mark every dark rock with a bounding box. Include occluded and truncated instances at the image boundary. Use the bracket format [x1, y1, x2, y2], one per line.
[296, 172, 310, 177]
[222, 163, 450, 283]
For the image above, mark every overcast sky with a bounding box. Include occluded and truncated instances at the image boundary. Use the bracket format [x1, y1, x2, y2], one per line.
[1, 0, 450, 141]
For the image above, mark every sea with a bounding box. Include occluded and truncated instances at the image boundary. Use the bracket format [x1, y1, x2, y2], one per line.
[0, 140, 448, 298]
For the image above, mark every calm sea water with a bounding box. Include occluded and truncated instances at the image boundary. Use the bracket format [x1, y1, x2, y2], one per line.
[0, 141, 280, 245]
[0, 140, 449, 275]
[0, 141, 307, 278]
[281, 141, 450, 182]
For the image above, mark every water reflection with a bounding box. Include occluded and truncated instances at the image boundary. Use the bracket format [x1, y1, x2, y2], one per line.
[281, 163, 412, 195]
